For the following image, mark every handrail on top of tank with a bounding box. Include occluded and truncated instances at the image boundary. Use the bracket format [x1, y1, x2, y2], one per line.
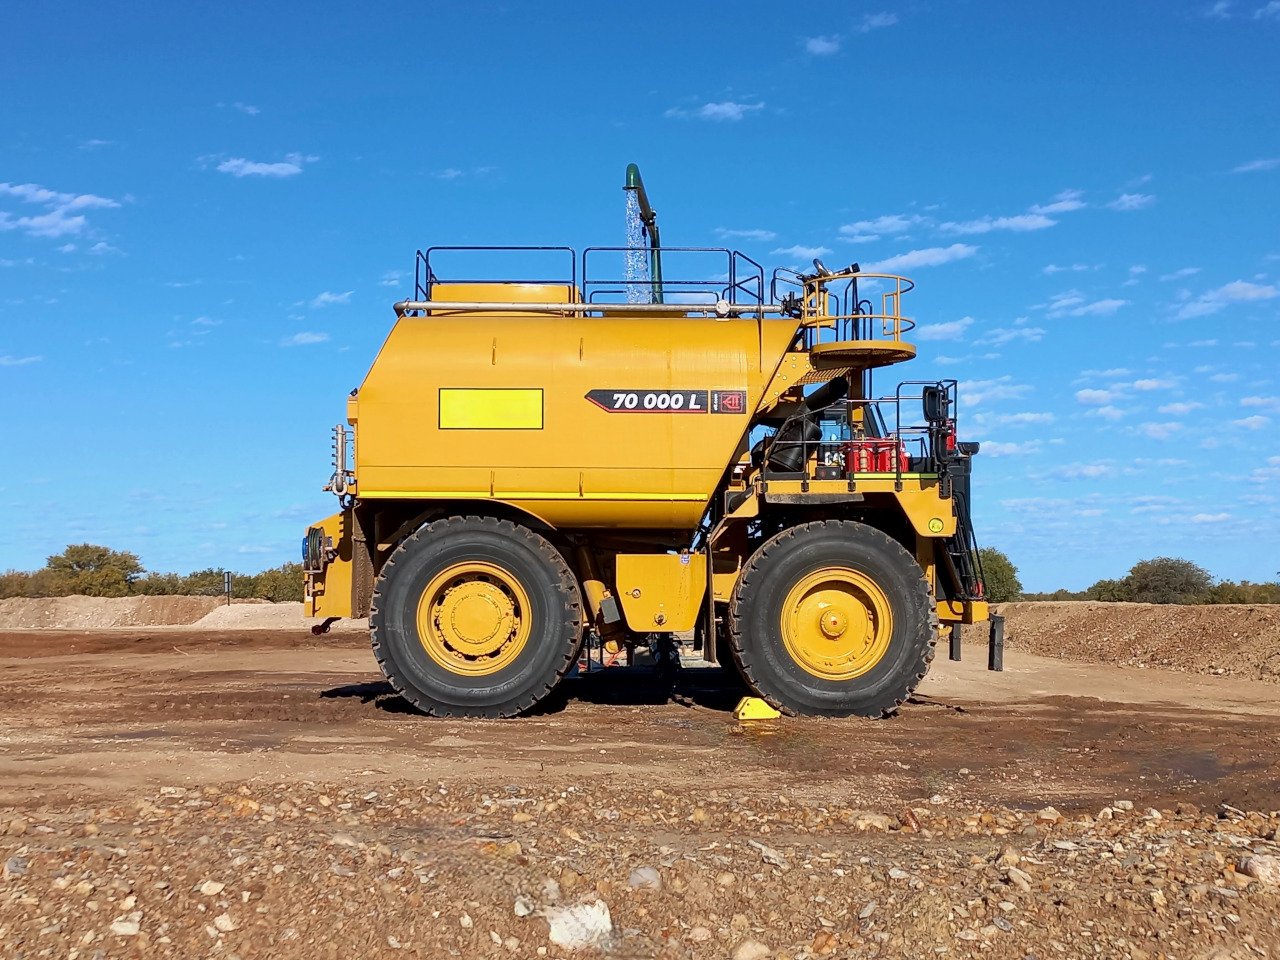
[799, 271, 917, 341]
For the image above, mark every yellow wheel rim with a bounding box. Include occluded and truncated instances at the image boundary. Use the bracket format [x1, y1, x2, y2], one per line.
[780, 567, 893, 681]
[416, 561, 532, 677]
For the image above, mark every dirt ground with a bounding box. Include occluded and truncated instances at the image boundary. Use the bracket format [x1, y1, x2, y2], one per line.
[2, 625, 1279, 959]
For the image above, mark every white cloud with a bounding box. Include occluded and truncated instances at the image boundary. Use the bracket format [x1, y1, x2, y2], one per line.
[867, 243, 977, 273]
[1089, 405, 1127, 421]
[1255, 1, 1280, 18]
[1232, 157, 1280, 173]
[233, 101, 259, 115]
[1233, 414, 1271, 430]
[855, 12, 898, 32]
[310, 290, 353, 308]
[379, 271, 404, 287]
[988, 325, 1045, 345]
[1241, 396, 1280, 409]
[1138, 422, 1183, 439]
[281, 331, 330, 347]
[430, 165, 496, 181]
[1158, 401, 1203, 415]
[1130, 378, 1175, 391]
[1048, 295, 1128, 318]
[716, 227, 777, 242]
[1061, 462, 1113, 479]
[1175, 279, 1279, 319]
[1160, 266, 1200, 281]
[980, 440, 1043, 457]
[1076, 388, 1117, 405]
[939, 213, 1056, 235]
[1042, 263, 1091, 275]
[215, 152, 316, 178]
[1108, 193, 1156, 211]
[0, 354, 43, 366]
[1031, 189, 1086, 214]
[1191, 512, 1232, 523]
[1205, 0, 1233, 16]
[804, 35, 840, 55]
[1002, 412, 1055, 425]
[838, 213, 923, 243]
[666, 101, 765, 122]
[771, 244, 832, 260]
[88, 240, 121, 255]
[0, 181, 120, 239]
[1209, 371, 1240, 383]
[963, 376, 1030, 406]
[915, 316, 974, 341]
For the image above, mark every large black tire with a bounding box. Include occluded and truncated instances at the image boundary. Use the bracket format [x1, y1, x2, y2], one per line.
[370, 516, 582, 718]
[727, 520, 934, 717]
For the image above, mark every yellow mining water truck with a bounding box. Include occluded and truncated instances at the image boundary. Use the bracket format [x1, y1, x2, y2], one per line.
[303, 166, 999, 718]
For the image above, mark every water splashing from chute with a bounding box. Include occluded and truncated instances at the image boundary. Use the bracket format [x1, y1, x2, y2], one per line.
[624, 189, 651, 304]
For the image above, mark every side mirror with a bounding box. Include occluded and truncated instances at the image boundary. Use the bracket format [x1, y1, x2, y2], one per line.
[922, 386, 950, 423]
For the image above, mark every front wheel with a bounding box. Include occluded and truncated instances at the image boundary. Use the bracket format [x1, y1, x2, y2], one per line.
[370, 516, 583, 718]
[727, 520, 934, 717]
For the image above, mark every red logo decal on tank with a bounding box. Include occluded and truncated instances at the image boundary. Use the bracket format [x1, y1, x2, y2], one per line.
[711, 390, 747, 414]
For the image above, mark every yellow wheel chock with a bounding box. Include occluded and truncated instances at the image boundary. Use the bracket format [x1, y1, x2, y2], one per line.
[733, 696, 782, 721]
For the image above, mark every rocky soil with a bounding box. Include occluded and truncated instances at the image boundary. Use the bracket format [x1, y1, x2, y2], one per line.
[3, 605, 1280, 958]
[3, 779, 1279, 959]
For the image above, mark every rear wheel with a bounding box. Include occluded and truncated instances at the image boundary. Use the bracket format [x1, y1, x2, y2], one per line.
[727, 520, 934, 717]
[370, 516, 582, 717]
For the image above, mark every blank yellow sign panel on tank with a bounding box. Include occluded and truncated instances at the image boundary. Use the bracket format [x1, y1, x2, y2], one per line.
[438, 388, 544, 430]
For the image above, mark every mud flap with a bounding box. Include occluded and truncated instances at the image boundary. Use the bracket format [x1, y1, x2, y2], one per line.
[988, 614, 1005, 672]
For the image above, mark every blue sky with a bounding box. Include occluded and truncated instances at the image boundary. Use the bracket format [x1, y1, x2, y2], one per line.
[2, 1, 1278, 591]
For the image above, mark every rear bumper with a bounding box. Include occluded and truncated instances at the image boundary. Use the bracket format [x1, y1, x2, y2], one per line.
[936, 599, 989, 625]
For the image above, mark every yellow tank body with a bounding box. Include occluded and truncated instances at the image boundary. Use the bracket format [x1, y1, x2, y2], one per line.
[351, 295, 800, 529]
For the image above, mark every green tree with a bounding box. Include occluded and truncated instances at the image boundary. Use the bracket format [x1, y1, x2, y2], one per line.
[0, 570, 34, 599]
[1084, 578, 1130, 601]
[978, 547, 1022, 603]
[1121, 557, 1213, 604]
[41, 544, 143, 597]
[178, 568, 230, 596]
[132, 571, 185, 595]
[252, 562, 304, 602]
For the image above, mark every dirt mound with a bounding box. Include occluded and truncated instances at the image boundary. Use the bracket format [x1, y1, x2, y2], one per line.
[0, 595, 222, 629]
[998, 600, 1280, 682]
[193, 601, 312, 630]
[0, 596, 350, 631]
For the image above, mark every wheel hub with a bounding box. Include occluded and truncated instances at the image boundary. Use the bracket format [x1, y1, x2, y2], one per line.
[437, 581, 515, 655]
[416, 562, 531, 676]
[780, 567, 893, 681]
[819, 605, 850, 639]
